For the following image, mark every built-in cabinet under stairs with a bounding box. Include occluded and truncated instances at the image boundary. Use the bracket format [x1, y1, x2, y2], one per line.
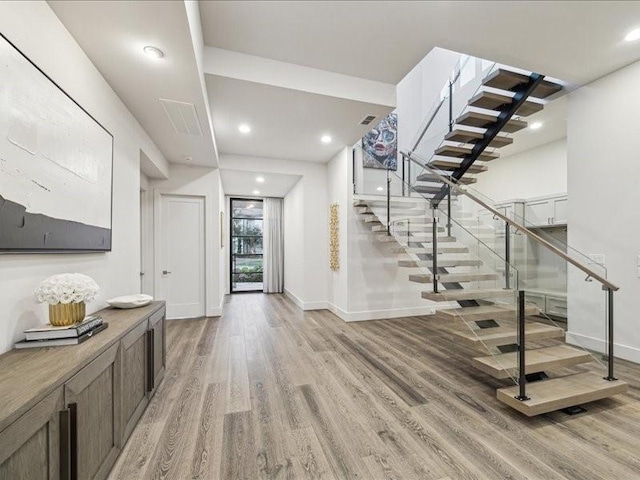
[354, 197, 628, 416]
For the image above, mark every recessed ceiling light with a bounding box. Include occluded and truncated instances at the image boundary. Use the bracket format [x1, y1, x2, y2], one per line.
[252, 190, 260, 195]
[247, 204, 255, 209]
[256, 176, 265, 183]
[529, 121, 543, 130]
[625, 28, 640, 42]
[321, 135, 332, 144]
[376, 186, 384, 192]
[143, 46, 164, 59]
[238, 124, 251, 134]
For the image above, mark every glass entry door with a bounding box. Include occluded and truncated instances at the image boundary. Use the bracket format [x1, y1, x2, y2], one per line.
[230, 198, 264, 292]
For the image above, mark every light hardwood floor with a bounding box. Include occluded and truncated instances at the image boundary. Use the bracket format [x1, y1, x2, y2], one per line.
[109, 293, 640, 480]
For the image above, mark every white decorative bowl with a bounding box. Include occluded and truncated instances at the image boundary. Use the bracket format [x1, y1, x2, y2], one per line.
[107, 294, 153, 309]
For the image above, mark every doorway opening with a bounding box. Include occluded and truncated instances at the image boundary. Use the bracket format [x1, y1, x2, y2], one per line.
[230, 198, 264, 293]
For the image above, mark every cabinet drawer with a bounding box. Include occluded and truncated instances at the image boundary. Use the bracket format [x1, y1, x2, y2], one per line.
[546, 296, 567, 318]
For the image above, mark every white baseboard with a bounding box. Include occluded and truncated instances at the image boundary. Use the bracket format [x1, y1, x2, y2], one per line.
[328, 303, 436, 322]
[284, 288, 304, 308]
[567, 331, 640, 364]
[284, 289, 328, 311]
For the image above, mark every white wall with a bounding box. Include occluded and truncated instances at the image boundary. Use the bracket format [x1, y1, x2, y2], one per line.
[473, 139, 567, 203]
[327, 148, 350, 311]
[567, 59, 640, 363]
[218, 175, 226, 306]
[0, 1, 167, 354]
[396, 47, 462, 153]
[283, 179, 305, 304]
[327, 147, 442, 321]
[221, 154, 328, 308]
[140, 169, 155, 295]
[151, 165, 224, 317]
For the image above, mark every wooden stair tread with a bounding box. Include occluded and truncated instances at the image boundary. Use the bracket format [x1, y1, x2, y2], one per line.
[403, 258, 483, 269]
[422, 288, 513, 302]
[468, 91, 544, 117]
[414, 246, 469, 254]
[408, 270, 490, 282]
[441, 304, 539, 322]
[395, 237, 457, 246]
[452, 321, 564, 347]
[415, 173, 477, 185]
[456, 111, 528, 133]
[496, 372, 628, 416]
[445, 129, 513, 148]
[430, 159, 488, 174]
[483, 69, 563, 99]
[354, 199, 423, 208]
[473, 345, 593, 380]
[373, 224, 435, 232]
[380, 235, 455, 244]
[413, 184, 462, 195]
[434, 145, 500, 161]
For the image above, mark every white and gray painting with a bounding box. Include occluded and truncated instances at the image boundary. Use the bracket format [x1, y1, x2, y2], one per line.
[0, 35, 113, 251]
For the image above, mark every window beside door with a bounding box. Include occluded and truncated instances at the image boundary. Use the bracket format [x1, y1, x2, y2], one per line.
[230, 198, 264, 292]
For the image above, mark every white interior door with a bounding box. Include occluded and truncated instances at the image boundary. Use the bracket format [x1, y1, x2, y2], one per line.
[159, 195, 205, 319]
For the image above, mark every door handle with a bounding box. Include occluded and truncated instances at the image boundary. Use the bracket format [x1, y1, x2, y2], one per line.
[60, 403, 78, 480]
[162, 270, 171, 275]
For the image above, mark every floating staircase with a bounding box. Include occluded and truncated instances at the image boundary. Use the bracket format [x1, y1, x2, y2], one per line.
[353, 65, 628, 416]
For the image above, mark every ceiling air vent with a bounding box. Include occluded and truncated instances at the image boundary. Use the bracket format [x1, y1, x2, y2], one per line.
[159, 98, 203, 137]
[359, 115, 377, 126]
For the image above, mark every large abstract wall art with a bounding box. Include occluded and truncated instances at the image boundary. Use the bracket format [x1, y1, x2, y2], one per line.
[0, 34, 113, 252]
[361, 113, 397, 171]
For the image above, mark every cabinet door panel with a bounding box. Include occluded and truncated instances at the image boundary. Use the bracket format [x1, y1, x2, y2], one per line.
[149, 308, 166, 392]
[525, 200, 552, 227]
[0, 387, 63, 480]
[65, 343, 120, 480]
[120, 321, 149, 443]
[552, 197, 568, 225]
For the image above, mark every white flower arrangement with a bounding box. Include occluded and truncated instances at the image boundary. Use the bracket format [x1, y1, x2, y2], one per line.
[34, 273, 100, 305]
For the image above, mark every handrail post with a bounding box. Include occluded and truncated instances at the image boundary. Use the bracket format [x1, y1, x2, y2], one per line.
[516, 290, 529, 401]
[605, 288, 617, 381]
[448, 81, 453, 132]
[432, 207, 439, 293]
[402, 155, 406, 197]
[446, 187, 452, 237]
[386, 167, 391, 236]
[505, 221, 511, 290]
[407, 157, 411, 197]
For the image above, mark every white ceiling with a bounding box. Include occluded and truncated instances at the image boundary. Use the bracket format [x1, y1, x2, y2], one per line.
[499, 96, 567, 158]
[200, 1, 640, 86]
[49, 0, 218, 169]
[220, 169, 301, 197]
[206, 75, 392, 163]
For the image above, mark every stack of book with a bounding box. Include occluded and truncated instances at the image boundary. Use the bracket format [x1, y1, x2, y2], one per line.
[15, 315, 108, 349]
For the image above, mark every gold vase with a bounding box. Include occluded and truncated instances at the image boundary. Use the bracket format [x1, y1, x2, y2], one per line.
[49, 302, 86, 326]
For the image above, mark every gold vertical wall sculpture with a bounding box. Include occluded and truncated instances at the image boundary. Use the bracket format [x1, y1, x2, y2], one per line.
[329, 203, 339, 271]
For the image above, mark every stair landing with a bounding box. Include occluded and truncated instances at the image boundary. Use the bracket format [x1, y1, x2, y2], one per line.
[497, 372, 628, 416]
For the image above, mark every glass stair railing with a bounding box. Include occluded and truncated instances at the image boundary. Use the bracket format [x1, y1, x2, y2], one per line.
[385, 154, 627, 415]
[354, 52, 626, 415]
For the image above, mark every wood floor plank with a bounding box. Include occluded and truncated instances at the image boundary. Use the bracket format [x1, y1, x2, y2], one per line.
[298, 384, 368, 479]
[287, 426, 336, 480]
[109, 294, 640, 480]
[220, 410, 256, 480]
[226, 335, 251, 414]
